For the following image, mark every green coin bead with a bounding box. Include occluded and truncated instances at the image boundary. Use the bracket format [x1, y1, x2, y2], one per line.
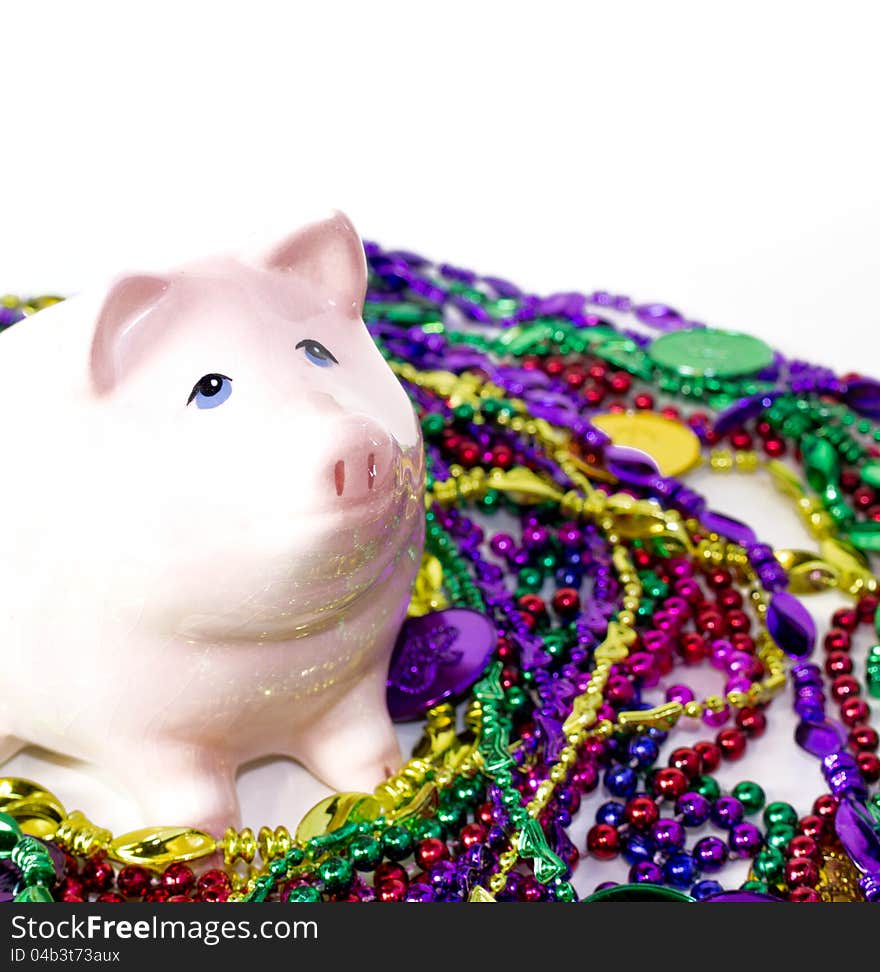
[317, 856, 353, 892]
[732, 781, 766, 815]
[694, 775, 721, 801]
[0, 812, 22, 859]
[286, 886, 322, 903]
[763, 801, 798, 830]
[648, 327, 774, 379]
[765, 824, 795, 852]
[752, 847, 785, 883]
[348, 835, 382, 872]
[381, 824, 414, 862]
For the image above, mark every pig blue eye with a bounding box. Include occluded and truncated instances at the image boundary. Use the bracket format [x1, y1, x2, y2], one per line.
[187, 373, 232, 409]
[296, 338, 338, 368]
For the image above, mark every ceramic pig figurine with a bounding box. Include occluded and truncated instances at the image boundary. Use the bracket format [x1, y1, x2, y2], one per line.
[0, 212, 425, 834]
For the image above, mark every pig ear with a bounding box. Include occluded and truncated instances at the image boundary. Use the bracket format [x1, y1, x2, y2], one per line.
[260, 210, 367, 315]
[89, 274, 172, 394]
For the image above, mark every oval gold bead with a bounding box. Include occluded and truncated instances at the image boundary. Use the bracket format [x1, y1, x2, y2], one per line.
[295, 792, 380, 843]
[0, 778, 66, 838]
[109, 827, 217, 871]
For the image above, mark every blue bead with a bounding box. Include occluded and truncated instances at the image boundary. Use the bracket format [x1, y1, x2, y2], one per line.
[555, 568, 581, 588]
[691, 879, 724, 901]
[596, 801, 626, 827]
[623, 833, 655, 865]
[663, 851, 699, 888]
[646, 727, 668, 745]
[604, 765, 638, 798]
[676, 791, 711, 826]
[565, 552, 583, 567]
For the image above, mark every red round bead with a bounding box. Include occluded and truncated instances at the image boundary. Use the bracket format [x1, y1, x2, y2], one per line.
[161, 862, 195, 894]
[840, 698, 870, 726]
[717, 588, 744, 611]
[678, 632, 707, 665]
[729, 430, 752, 450]
[763, 438, 785, 457]
[586, 823, 620, 860]
[694, 740, 722, 773]
[813, 794, 838, 820]
[583, 385, 605, 406]
[414, 838, 448, 870]
[197, 869, 232, 895]
[198, 888, 230, 903]
[518, 593, 545, 615]
[785, 858, 819, 887]
[849, 726, 879, 752]
[696, 611, 725, 636]
[476, 802, 495, 827]
[832, 608, 859, 632]
[116, 864, 151, 898]
[668, 747, 701, 779]
[788, 886, 821, 903]
[517, 875, 545, 902]
[798, 815, 826, 841]
[660, 406, 680, 420]
[716, 728, 747, 761]
[857, 751, 880, 782]
[457, 440, 480, 466]
[735, 707, 767, 738]
[725, 610, 751, 634]
[588, 363, 607, 382]
[143, 888, 171, 902]
[563, 366, 587, 389]
[824, 628, 851, 653]
[58, 877, 86, 902]
[552, 587, 580, 614]
[96, 892, 125, 903]
[608, 372, 631, 393]
[167, 895, 192, 903]
[853, 486, 875, 510]
[652, 767, 689, 799]
[787, 835, 819, 860]
[491, 445, 514, 469]
[459, 823, 487, 849]
[500, 665, 519, 689]
[373, 863, 408, 887]
[376, 878, 407, 902]
[544, 356, 566, 376]
[624, 795, 660, 830]
[825, 651, 853, 676]
[633, 392, 654, 409]
[81, 855, 114, 892]
[857, 594, 879, 623]
[830, 675, 860, 703]
[840, 469, 861, 492]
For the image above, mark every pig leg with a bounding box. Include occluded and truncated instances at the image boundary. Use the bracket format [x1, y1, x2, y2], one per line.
[109, 744, 241, 835]
[290, 668, 402, 793]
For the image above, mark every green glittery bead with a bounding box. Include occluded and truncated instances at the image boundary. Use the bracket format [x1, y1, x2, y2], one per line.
[453, 778, 481, 805]
[381, 824, 414, 861]
[348, 835, 382, 872]
[14, 885, 54, 903]
[763, 801, 798, 830]
[480, 489, 500, 513]
[765, 824, 795, 852]
[317, 856, 353, 892]
[286, 885, 321, 903]
[421, 412, 446, 437]
[694, 775, 721, 801]
[453, 403, 475, 423]
[0, 812, 22, 859]
[268, 858, 289, 877]
[732, 781, 766, 815]
[437, 802, 466, 831]
[504, 686, 528, 713]
[409, 818, 444, 842]
[552, 879, 577, 902]
[752, 847, 785, 882]
[518, 567, 544, 592]
[285, 847, 305, 868]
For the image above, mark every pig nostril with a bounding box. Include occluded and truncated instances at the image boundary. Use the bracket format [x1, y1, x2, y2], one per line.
[367, 452, 376, 491]
[334, 460, 345, 497]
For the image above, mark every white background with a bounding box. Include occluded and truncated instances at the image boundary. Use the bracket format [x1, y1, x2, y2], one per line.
[2, 2, 879, 895]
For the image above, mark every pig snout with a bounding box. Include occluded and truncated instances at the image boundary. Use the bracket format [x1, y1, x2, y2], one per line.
[328, 425, 395, 503]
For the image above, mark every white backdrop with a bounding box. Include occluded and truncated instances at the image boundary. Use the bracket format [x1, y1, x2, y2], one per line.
[2, 1, 879, 895]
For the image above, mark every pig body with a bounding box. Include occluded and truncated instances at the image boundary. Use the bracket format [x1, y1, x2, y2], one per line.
[0, 213, 424, 834]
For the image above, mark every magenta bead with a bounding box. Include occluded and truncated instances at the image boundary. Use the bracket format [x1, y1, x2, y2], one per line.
[710, 639, 735, 670]
[702, 705, 731, 728]
[490, 533, 514, 556]
[666, 684, 695, 705]
[725, 676, 753, 696]
[668, 558, 693, 578]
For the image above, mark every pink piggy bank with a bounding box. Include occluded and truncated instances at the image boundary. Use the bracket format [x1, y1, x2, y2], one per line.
[0, 212, 425, 834]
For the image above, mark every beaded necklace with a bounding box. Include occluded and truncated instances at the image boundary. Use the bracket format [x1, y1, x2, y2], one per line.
[1, 243, 879, 903]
